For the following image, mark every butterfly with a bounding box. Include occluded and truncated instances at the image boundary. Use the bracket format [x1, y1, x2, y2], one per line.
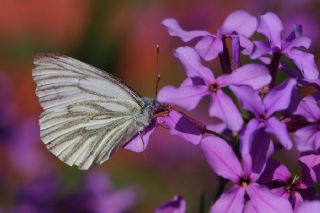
[32, 54, 162, 170]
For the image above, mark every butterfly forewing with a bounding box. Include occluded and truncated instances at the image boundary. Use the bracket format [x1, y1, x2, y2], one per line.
[33, 54, 144, 111]
[33, 54, 152, 170]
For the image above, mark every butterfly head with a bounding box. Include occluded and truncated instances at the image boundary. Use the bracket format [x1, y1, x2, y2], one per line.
[143, 97, 171, 118]
[141, 97, 166, 115]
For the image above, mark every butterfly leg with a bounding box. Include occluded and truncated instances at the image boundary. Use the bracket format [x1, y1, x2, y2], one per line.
[138, 131, 145, 150]
[138, 131, 148, 160]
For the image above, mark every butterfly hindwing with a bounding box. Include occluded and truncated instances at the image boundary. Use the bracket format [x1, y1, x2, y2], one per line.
[33, 54, 149, 170]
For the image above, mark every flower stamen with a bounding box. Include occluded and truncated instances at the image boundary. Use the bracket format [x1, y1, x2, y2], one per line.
[240, 176, 250, 187]
[209, 84, 218, 92]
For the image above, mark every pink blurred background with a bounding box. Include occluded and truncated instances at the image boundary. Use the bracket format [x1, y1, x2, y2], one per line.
[0, 0, 319, 212]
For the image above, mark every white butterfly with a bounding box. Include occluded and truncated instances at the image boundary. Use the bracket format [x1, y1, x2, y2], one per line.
[32, 54, 160, 170]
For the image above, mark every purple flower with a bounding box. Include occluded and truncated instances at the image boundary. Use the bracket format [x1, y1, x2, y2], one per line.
[12, 174, 58, 213]
[259, 154, 320, 209]
[249, 12, 319, 81]
[154, 195, 186, 213]
[6, 118, 54, 178]
[157, 46, 271, 131]
[162, 10, 257, 61]
[84, 170, 140, 213]
[0, 73, 17, 143]
[124, 121, 157, 152]
[231, 78, 296, 152]
[201, 130, 292, 213]
[65, 170, 140, 213]
[292, 94, 320, 151]
[124, 106, 203, 152]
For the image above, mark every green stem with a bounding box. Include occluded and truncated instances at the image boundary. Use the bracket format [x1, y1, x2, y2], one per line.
[198, 191, 206, 213]
[204, 128, 234, 145]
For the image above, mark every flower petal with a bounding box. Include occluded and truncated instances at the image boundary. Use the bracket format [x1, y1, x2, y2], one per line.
[284, 24, 303, 44]
[247, 183, 293, 213]
[206, 120, 227, 134]
[230, 85, 265, 117]
[162, 18, 210, 42]
[299, 154, 320, 185]
[294, 95, 320, 122]
[210, 186, 245, 213]
[271, 187, 290, 199]
[257, 12, 283, 49]
[161, 110, 202, 145]
[240, 35, 255, 56]
[209, 90, 243, 131]
[251, 41, 273, 59]
[124, 123, 156, 152]
[295, 201, 320, 213]
[247, 129, 274, 180]
[294, 195, 308, 209]
[244, 201, 259, 213]
[293, 124, 320, 152]
[259, 159, 291, 184]
[181, 77, 205, 87]
[240, 118, 261, 156]
[155, 195, 186, 213]
[221, 10, 258, 37]
[157, 83, 208, 111]
[195, 36, 223, 61]
[283, 36, 311, 52]
[264, 78, 297, 117]
[92, 187, 140, 213]
[265, 117, 292, 149]
[218, 64, 271, 90]
[201, 136, 243, 182]
[174, 46, 215, 81]
[292, 191, 307, 209]
[286, 49, 319, 81]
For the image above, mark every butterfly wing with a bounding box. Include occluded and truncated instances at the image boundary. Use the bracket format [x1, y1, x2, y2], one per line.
[33, 54, 149, 170]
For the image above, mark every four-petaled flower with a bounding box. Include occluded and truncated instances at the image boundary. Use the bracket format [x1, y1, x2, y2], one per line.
[157, 46, 271, 131]
[201, 129, 292, 213]
[162, 10, 257, 61]
[247, 12, 319, 81]
[259, 154, 320, 209]
[231, 78, 296, 153]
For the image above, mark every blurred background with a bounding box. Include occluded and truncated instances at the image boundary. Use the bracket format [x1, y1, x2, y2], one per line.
[0, 0, 319, 212]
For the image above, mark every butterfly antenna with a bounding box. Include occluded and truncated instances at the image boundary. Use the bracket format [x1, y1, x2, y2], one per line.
[155, 44, 161, 97]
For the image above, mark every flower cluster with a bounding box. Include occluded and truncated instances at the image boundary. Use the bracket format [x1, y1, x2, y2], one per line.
[150, 11, 320, 212]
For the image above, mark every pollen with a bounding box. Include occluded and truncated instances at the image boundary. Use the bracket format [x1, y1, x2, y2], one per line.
[284, 175, 301, 193]
[240, 176, 250, 187]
